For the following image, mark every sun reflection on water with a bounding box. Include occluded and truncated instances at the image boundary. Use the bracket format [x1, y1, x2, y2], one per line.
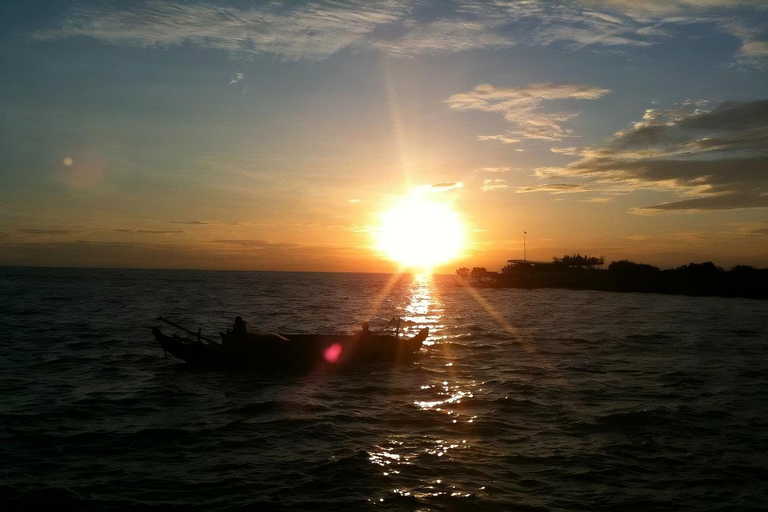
[364, 272, 488, 506]
[368, 445, 408, 476]
[400, 273, 444, 345]
[414, 380, 480, 425]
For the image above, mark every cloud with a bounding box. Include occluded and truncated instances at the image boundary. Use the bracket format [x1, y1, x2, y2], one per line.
[539, 99, 768, 212]
[115, 229, 184, 235]
[481, 179, 510, 192]
[632, 193, 768, 214]
[516, 183, 586, 194]
[431, 182, 463, 191]
[750, 226, 768, 236]
[582, 0, 767, 16]
[729, 222, 768, 237]
[168, 220, 241, 226]
[0, 239, 182, 268]
[524, 8, 656, 49]
[0, 238, 359, 270]
[34, 1, 412, 61]
[229, 72, 244, 85]
[740, 40, 768, 58]
[371, 18, 516, 55]
[474, 167, 512, 173]
[414, 182, 464, 194]
[19, 229, 75, 235]
[477, 134, 521, 144]
[447, 83, 610, 143]
[212, 239, 275, 248]
[32, 1, 767, 65]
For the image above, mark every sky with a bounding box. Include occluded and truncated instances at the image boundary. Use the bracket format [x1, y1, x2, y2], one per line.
[1, 0, 767, 272]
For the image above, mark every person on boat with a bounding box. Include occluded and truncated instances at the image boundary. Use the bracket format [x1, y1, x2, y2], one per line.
[361, 322, 371, 337]
[232, 316, 248, 337]
[224, 316, 288, 351]
[223, 316, 250, 352]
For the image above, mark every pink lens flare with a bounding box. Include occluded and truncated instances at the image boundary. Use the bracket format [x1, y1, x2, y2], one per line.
[323, 343, 343, 363]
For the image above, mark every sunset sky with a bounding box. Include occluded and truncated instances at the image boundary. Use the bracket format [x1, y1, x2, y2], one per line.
[1, 0, 767, 272]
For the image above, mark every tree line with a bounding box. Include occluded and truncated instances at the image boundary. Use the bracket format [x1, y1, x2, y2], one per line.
[456, 257, 767, 299]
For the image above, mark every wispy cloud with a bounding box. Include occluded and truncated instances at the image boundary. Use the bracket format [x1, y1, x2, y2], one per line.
[32, 1, 767, 66]
[34, 1, 411, 61]
[516, 183, 585, 194]
[586, 1, 768, 68]
[212, 239, 275, 248]
[477, 134, 521, 145]
[19, 229, 76, 235]
[581, 197, 613, 203]
[415, 182, 464, 194]
[719, 20, 768, 69]
[168, 220, 241, 226]
[728, 222, 768, 237]
[481, 179, 510, 192]
[371, 18, 515, 55]
[115, 229, 184, 235]
[431, 182, 463, 190]
[582, 0, 766, 16]
[447, 83, 610, 143]
[474, 167, 512, 173]
[539, 99, 768, 212]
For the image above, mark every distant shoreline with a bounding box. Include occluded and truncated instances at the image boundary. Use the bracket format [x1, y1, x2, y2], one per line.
[459, 261, 768, 300]
[2, 264, 766, 299]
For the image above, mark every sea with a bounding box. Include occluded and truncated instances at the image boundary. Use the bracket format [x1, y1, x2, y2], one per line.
[1, 267, 766, 511]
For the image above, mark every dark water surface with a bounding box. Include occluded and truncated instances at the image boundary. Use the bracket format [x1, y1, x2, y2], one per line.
[1, 267, 766, 511]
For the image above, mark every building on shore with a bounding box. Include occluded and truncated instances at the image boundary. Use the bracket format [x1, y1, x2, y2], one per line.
[502, 259, 557, 272]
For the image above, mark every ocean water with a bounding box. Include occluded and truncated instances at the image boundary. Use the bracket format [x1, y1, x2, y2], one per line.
[1, 267, 766, 511]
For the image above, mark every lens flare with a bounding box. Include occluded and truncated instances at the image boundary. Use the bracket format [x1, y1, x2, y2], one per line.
[323, 343, 343, 363]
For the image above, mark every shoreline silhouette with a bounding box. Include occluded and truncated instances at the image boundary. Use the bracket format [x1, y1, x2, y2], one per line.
[457, 258, 768, 300]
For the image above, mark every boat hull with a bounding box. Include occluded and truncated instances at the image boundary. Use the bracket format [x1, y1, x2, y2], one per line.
[152, 326, 428, 371]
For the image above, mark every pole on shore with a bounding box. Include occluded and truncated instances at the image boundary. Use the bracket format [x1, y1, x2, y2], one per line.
[524, 231, 527, 262]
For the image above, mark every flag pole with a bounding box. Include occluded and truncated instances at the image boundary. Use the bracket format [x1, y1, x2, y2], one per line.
[524, 231, 527, 262]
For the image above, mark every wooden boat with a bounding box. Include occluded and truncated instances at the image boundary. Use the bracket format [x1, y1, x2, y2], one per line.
[151, 320, 428, 371]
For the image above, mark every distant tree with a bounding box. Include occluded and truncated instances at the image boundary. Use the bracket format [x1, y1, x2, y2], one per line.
[669, 262, 724, 275]
[585, 256, 604, 269]
[554, 254, 604, 268]
[663, 262, 725, 295]
[726, 265, 768, 299]
[608, 260, 660, 273]
[455, 267, 470, 279]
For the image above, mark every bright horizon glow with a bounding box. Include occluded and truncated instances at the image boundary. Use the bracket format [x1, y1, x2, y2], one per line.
[374, 195, 467, 271]
[1, 1, 767, 271]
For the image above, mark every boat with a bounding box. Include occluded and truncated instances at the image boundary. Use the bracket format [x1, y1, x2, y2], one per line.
[151, 318, 429, 371]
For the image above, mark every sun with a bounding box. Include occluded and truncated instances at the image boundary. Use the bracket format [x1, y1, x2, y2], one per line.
[374, 194, 467, 270]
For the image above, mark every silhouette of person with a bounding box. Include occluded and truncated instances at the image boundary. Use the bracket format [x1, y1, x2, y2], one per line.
[233, 316, 248, 337]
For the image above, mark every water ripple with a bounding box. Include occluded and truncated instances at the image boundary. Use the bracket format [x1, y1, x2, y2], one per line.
[1, 268, 766, 510]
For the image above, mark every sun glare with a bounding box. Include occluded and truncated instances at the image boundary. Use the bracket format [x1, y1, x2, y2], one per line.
[375, 195, 467, 270]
